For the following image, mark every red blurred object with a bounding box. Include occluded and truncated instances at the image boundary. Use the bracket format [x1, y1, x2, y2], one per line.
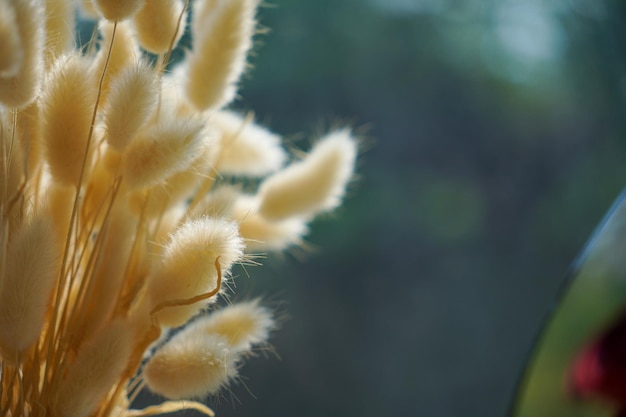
[571, 313, 626, 415]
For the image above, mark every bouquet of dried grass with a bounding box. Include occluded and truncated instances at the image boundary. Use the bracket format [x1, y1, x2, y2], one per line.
[0, 1, 357, 416]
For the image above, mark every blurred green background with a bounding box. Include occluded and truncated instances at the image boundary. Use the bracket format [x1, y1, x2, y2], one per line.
[197, 1, 626, 417]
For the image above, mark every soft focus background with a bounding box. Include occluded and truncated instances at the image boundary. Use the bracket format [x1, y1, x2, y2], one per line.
[147, 0, 626, 416]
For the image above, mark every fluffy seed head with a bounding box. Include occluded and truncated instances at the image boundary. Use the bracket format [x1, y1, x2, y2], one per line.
[0, 210, 61, 358]
[122, 117, 206, 190]
[93, 21, 140, 98]
[0, 2, 22, 78]
[93, 0, 145, 21]
[144, 333, 237, 399]
[43, 0, 76, 67]
[233, 194, 308, 252]
[148, 217, 244, 327]
[41, 53, 97, 186]
[103, 60, 158, 151]
[79, 0, 99, 18]
[0, 0, 44, 108]
[133, 0, 186, 54]
[0, 112, 25, 213]
[258, 129, 357, 221]
[191, 185, 240, 219]
[184, 0, 260, 110]
[191, 300, 273, 351]
[52, 319, 134, 417]
[212, 111, 286, 176]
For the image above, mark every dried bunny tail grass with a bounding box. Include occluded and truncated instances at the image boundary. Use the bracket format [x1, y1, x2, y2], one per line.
[79, 0, 99, 18]
[233, 194, 308, 252]
[143, 333, 238, 399]
[212, 111, 286, 176]
[15, 101, 43, 180]
[0, 0, 43, 108]
[51, 319, 134, 417]
[93, 0, 145, 21]
[41, 53, 97, 187]
[47, 181, 74, 239]
[122, 116, 206, 190]
[148, 217, 244, 327]
[190, 185, 241, 219]
[94, 21, 140, 98]
[258, 129, 358, 221]
[132, 132, 215, 217]
[192, 0, 219, 34]
[0, 111, 25, 213]
[0, 2, 22, 78]
[133, 0, 187, 54]
[103, 59, 158, 151]
[161, 67, 198, 117]
[75, 203, 137, 340]
[191, 300, 273, 351]
[0, 208, 61, 359]
[43, 0, 76, 68]
[184, 0, 260, 111]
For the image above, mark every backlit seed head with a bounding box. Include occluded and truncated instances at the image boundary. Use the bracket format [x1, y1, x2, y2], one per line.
[0, 209, 61, 358]
[184, 0, 260, 111]
[212, 111, 286, 176]
[191, 185, 240, 219]
[93, 0, 145, 21]
[148, 217, 244, 327]
[43, 0, 76, 67]
[232, 194, 308, 252]
[0, 0, 44, 108]
[52, 319, 134, 417]
[122, 117, 206, 190]
[191, 300, 273, 351]
[41, 53, 97, 187]
[0, 2, 23, 78]
[258, 129, 357, 221]
[103, 60, 158, 151]
[144, 333, 237, 399]
[133, 0, 186, 54]
[93, 21, 140, 98]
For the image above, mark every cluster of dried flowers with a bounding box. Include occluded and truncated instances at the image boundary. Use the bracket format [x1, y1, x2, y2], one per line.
[0, 0, 357, 416]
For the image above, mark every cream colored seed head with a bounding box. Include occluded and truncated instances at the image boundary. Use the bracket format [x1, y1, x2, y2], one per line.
[52, 319, 134, 417]
[184, 0, 260, 111]
[122, 117, 206, 190]
[94, 21, 140, 98]
[0, 2, 22, 78]
[75, 203, 138, 340]
[0, 112, 25, 212]
[41, 53, 96, 187]
[192, 0, 219, 35]
[93, 0, 145, 21]
[79, 0, 99, 18]
[233, 194, 308, 252]
[103, 59, 158, 151]
[137, 134, 215, 218]
[0, 210, 60, 358]
[213, 110, 286, 176]
[0, 0, 43, 109]
[258, 129, 357, 221]
[148, 217, 244, 327]
[191, 300, 273, 351]
[43, 0, 76, 68]
[191, 185, 240, 219]
[133, 0, 186, 54]
[144, 333, 238, 399]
